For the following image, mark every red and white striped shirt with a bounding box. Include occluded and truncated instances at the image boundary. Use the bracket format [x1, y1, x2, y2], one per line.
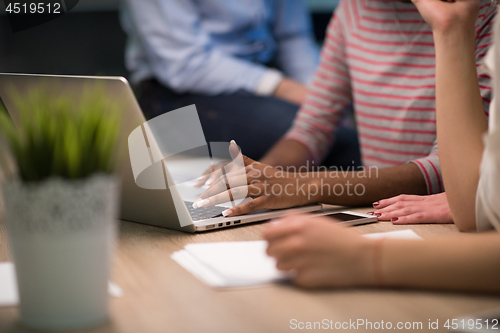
[285, 0, 495, 194]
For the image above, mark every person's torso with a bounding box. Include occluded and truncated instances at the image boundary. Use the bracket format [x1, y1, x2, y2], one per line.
[343, 0, 436, 167]
[193, 0, 277, 63]
[337, 0, 492, 167]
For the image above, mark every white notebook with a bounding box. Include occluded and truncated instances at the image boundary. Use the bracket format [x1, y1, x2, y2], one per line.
[172, 241, 291, 289]
[171, 229, 422, 289]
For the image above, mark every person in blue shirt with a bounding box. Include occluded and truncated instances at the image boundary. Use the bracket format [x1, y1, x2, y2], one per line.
[120, 0, 320, 160]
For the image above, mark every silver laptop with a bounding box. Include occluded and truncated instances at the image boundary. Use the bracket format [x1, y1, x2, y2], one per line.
[0, 73, 323, 232]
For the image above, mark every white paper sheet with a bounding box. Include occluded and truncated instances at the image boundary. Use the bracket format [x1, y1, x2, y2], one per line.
[171, 229, 422, 289]
[362, 229, 422, 240]
[172, 241, 291, 289]
[0, 262, 18, 307]
[0, 262, 123, 307]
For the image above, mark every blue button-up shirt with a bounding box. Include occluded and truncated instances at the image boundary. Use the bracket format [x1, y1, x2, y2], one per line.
[121, 0, 319, 95]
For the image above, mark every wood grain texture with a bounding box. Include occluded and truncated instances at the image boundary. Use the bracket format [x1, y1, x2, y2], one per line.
[0, 204, 499, 333]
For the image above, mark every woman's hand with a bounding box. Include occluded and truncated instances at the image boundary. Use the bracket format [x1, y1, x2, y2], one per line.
[412, 0, 480, 34]
[263, 215, 375, 288]
[193, 144, 321, 217]
[194, 140, 242, 188]
[194, 161, 230, 188]
[370, 193, 453, 224]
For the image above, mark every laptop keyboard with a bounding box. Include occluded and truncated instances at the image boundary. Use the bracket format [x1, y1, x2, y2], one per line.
[184, 201, 227, 221]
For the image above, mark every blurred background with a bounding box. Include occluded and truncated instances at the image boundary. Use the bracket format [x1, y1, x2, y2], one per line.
[0, 0, 339, 78]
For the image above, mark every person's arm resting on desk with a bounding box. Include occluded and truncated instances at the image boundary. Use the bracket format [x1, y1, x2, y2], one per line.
[264, 215, 500, 292]
[196, 142, 427, 216]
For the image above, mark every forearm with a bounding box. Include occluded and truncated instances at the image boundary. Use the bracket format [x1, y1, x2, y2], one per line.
[314, 163, 427, 206]
[276, 37, 319, 84]
[260, 139, 313, 168]
[164, 55, 273, 95]
[381, 232, 500, 293]
[123, 0, 273, 95]
[434, 28, 488, 230]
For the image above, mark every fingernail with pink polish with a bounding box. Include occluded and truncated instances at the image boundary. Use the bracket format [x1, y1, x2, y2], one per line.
[222, 209, 233, 217]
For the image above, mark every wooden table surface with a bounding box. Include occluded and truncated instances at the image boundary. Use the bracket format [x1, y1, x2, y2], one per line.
[1, 199, 499, 333]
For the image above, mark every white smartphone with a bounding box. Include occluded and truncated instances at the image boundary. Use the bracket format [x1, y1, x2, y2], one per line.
[324, 211, 378, 226]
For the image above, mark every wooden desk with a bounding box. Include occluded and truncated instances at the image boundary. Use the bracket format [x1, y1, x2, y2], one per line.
[1, 203, 499, 333]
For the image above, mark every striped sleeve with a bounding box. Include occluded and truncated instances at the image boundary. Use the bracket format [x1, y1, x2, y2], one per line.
[410, 141, 442, 195]
[283, 1, 352, 163]
[411, 3, 495, 195]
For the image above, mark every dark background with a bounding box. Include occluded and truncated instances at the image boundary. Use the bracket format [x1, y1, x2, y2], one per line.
[0, 1, 338, 80]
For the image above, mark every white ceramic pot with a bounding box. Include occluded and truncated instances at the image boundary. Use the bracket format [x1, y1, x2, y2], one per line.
[2, 174, 119, 330]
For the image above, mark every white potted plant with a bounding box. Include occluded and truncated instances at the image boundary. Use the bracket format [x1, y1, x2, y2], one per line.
[0, 86, 122, 330]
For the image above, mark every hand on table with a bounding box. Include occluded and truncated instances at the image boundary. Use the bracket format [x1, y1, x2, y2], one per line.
[370, 193, 453, 225]
[193, 141, 320, 217]
[264, 214, 374, 288]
